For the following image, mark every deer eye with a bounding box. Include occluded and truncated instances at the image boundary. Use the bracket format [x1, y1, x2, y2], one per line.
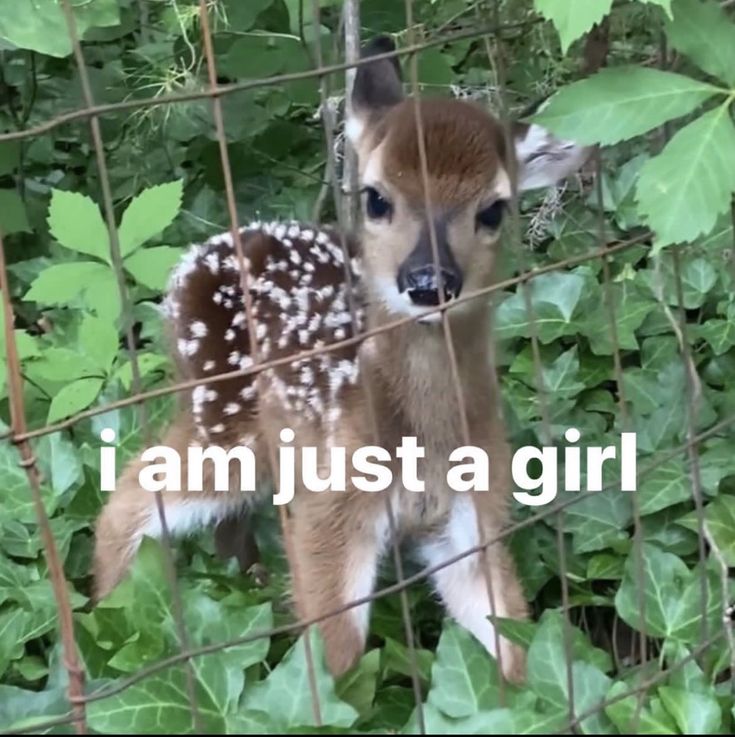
[364, 186, 392, 220]
[476, 200, 506, 230]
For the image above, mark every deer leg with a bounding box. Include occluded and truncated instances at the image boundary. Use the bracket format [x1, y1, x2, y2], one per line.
[214, 511, 262, 574]
[286, 495, 388, 677]
[419, 494, 528, 684]
[92, 416, 252, 601]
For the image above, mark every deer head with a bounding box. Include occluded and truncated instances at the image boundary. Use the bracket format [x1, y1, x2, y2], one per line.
[346, 36, 590, 325]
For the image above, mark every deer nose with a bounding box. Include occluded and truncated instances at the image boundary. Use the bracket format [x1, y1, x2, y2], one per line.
[399, 265, 463, 307]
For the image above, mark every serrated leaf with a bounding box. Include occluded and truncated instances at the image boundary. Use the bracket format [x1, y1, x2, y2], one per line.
[124, 245, 183, 291]
[636, 104, 735, 246]
[47, 377, 104, 423]
[118, 181, 183, 257]
[532, 67, 720, 146]
[47, 190, 110, 262]
[24, 261, 111, 307]
[79, 314, 119, 373]
[534, 0, 613, 54]
[666, 0, 735, 86]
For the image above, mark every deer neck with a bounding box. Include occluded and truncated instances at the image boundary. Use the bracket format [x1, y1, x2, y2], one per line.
[360, 286, 495, 450]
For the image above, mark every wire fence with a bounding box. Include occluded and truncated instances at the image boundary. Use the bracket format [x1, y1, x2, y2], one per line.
[0, 0, 733, 734]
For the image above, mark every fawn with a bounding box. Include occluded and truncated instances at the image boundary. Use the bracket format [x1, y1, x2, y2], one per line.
[92, 36, 588, 681]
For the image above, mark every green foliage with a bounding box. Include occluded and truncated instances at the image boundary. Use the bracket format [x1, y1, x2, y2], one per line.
[534, 0, 735, 248]
[0, 0, 734, 734]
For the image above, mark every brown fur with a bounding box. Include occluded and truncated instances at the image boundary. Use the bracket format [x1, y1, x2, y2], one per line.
[92, 43, 588, 683]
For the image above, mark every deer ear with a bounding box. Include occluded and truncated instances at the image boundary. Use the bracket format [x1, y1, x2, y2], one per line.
[346, 35, 404, 145]
[512, 112, 592, 192]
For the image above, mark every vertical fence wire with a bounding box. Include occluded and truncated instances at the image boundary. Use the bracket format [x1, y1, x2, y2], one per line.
[57, 1, 205, 730]
[484, 0, 579, 722]
[196, 0, 325, 725]
[0, 234, 87, 734]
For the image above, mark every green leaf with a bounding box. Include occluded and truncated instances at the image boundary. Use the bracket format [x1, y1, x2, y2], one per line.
[704, 495, 735, 565]
[241, 627, 358, 729]
[47, 189, 110, 262]
[405, 703, 516, 734]
[605, 681, 678, 734]
[79, 314, 119, 373]
[124, 246, 183, 291]
[534, 0, 613, 54]
[527, 612, 613, 734]
[659, 686, 722, 734]
[87, 663, 227, 734]
[696, 318, 735, 355]
[426, 621, 502, 719]
[495, 273, 585, 344]
[637, 0, 673, 16]
[47, 377, 104, 423]
[615, 544, 722, 642]
[84, 269, 122, 321]
[24, 261, 110, 307]
[118, 180, 183, 257]
[532, 67, 720, 145]
[0, 0, 120, 57]
[335, 649, 380, 718]
[638, 458, 690, 516]
[666, 0, 735, 86]
[0, 190, 31, 235]
[636, 104, 735, 246]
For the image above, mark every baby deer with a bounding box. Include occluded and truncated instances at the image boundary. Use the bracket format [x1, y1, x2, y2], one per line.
[92, 36, 588, 681]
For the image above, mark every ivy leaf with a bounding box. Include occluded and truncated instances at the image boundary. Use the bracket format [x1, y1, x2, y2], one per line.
[335, 649, 380, 719]
[86, 664, 227, 734]
[425, 621, 502, 719]
[527, 612, 613, 734]
[658, 687, 722, 734]
[665, 0, 735, 86]
[696, 318, 735, 355]
[118, 180, 183, 258]
[241, 627, 358, 729]
[79, 314, 119, 374]
[605, 681, 678, 733]
[47, 190, 110, 262]
[495, 273, 585, 344]
[531, 67, 720, 146]
[636, 104, 735, 247]
[703, 495, 735, 565]
[47, 377, 104, 423]
[637, 458, 690, 516]
[534, 0, 613, 54]
[615, 543, 722, 642]
[405, 703, 516, 734]
[124, 246, 183, 291]
[0, 0, 120, 57]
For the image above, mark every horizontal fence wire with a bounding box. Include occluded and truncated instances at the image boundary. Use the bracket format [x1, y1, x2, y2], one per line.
[0, 0, 732, 735]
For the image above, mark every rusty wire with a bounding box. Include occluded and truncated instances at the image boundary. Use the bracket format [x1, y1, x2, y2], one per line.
[0, 1, 732, 735]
